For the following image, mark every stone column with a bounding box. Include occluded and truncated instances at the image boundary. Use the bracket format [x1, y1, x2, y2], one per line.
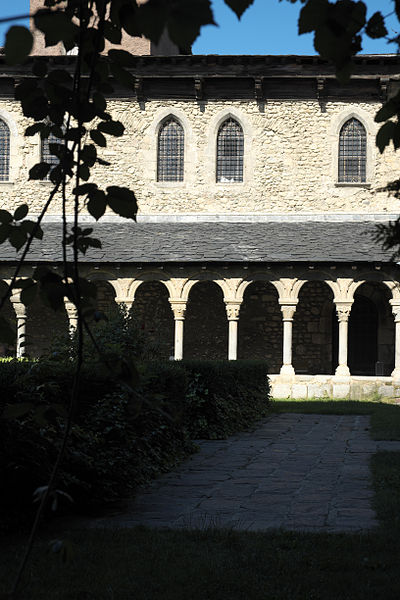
[64, 300, 79, 333]
[279, 302, 297, 376]
[334, 301, 353, 377]
[10, 292, 27, 358]
[225, 302, 241, 360]
[169, 301, 187, 360]
[390, 301, 400, 380]
[115, 297, 134, 315]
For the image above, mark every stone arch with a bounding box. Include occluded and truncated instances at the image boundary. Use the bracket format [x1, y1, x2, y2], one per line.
[330, 107, 375, 184]
[90, 279, 118, 315]
[238, 280, 282, 372]
[206, 107, 253, 186]
[236, 274, 281, 303]
[86, 270, 122, 298]
[293, 280, 335, 374]
[0, 108, 19, 182]
[348, 280, 394, 375]
[157, 116, 185, 182]
[180, 272, 231, 303]
[147, 107, 195, 184]
[128, 271, 176, 301]
[130, 280, 174, 359]
[184, 280, 227, 359]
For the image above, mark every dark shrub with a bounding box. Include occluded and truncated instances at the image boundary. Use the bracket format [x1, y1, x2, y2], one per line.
[0, 357, 269, 529]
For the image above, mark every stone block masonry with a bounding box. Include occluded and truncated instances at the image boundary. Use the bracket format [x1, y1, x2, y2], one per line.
[1, 97, 400, 216]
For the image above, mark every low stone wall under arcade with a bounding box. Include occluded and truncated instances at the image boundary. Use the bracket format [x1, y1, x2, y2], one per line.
[2, 261, 400, 400]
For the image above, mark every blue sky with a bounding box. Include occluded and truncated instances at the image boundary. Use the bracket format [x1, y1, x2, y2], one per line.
[0, 0, 398, 55]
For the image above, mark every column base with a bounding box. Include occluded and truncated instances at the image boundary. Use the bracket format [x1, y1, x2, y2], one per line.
[280, 364, 295, 377]
[391, 368, 400, 381]
[335, 365, 350, 377]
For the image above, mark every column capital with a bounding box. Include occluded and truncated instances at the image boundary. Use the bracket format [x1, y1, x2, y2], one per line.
[169, 300, 187, 320]
[9, 293, 27, 319]
[390, 300, 400, 322]
[280, 302, 297, 321]
[64, 299, 78, 316]
[335, 300, 353, 322]
[225, 301, 241, 321]
[115, 297, 133, 310]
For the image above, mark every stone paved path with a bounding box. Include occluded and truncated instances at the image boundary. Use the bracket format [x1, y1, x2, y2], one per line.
[92, 413, 400, 533]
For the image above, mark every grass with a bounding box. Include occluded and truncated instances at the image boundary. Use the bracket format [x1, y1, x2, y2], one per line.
[2, 397, 400, 599]
[1, 525, 400, 599]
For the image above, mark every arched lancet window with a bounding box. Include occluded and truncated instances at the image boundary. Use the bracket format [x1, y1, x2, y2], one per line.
[41, 132, 63, 180]
[0, 119, 10, 182]
[157, 117, 184, 182]
[338, 117, 367, 183]
[216, 118, 244, 183]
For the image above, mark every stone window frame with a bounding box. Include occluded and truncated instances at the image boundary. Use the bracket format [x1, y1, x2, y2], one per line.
[330, 108, 375, 187]
[0, 109, 20, 186]
[157, 116, 185, 182]
[32, 126, 64, 186]
[148, 108, 195, 188]
[206, 108, 253, 187]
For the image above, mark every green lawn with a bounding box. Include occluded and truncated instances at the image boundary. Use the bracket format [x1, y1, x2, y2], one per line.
[2, 398, 400, 600]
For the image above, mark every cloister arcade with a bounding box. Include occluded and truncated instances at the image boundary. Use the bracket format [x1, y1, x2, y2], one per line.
[2, 263, 400, 398]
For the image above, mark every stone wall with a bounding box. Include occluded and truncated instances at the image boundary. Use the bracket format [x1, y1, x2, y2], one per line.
[26, 293, 69, 356]
[293, 281, 334, 375]
[184, 281, 227, 359]
[238, 281, 282, 372]
[0, 97, 399, 217]
[130, 281, 174, 359]
[0, 293, 16, 357]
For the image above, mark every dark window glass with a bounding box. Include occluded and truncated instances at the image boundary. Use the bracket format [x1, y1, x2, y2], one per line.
[216, 118, 244, 183]
[338, 118, 366, 183]
[0, 119, 10, 182]
[41, 132, 63, 180]
[157, 118, 184, 182]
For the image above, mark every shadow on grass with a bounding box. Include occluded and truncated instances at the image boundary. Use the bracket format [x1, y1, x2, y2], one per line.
[270, 399, 400, 440]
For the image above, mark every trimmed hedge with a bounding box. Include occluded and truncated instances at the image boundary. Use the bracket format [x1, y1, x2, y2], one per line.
[0, 358, 269, 527]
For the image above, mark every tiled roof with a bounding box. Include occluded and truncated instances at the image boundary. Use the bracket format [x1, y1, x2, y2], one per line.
[0, 220, 394, 264]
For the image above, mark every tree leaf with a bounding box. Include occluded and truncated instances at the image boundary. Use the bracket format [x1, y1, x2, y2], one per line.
[104, 20, 122, 44]
[87, 189, 107, 220]
[81, 144, 97, 167]
[365, 11, 388, 39]
[0, 210, 13, 225]
[109, 62, 136, 89]
[98, 120, 125, 136]
[375, 98, 399, 123]
[3, 403, 34, 419]
[25, 122, 46, 137]
[223, 0, 254, 19]
[20, 220, 44, 240]
[9, 227, 27, 251]
[376, 121, 399, 153]
[32, 59, 48, 78]
[5, 26, 33, 66]
[0, 224, 11, 244]
[90, 129, 107, 147]
[299, 0, 329, 35]
[34, 9, 78, 47]
[29, 162, 51, 180]
[106, 186, 137, 219]
[14, 205, 29, 221]
[108, 49, 137, 68]
[20, 281, 38, 306]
